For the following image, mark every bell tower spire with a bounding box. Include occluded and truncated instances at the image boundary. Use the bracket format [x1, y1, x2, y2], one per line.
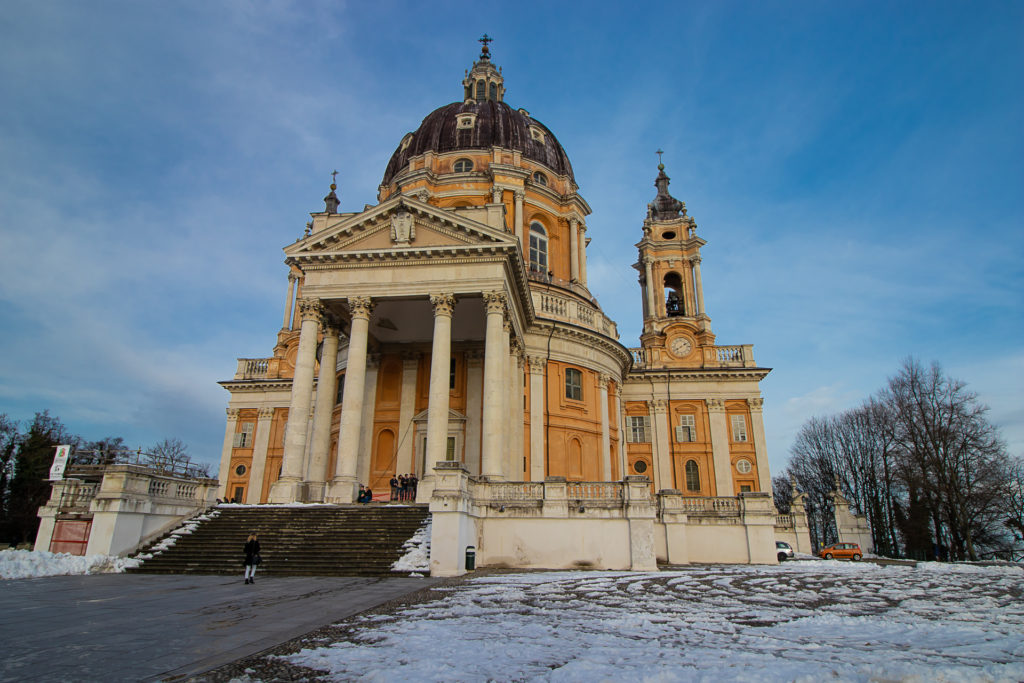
[463, 34, 505, 103]
[634, 154, 714, 367]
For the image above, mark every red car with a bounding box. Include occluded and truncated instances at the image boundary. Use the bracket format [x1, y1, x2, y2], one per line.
[818, 543, 862, 561]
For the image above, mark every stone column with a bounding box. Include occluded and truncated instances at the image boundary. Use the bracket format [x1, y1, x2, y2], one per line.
[306, 318, 341, 501]
[246, 407, 275, 504]
[682, 259, 696, 318]
[748, 397, 772, 492]
[569, 217, 580, 282]
[492, 187, 503, 204]
[650, 399, 672, 491]
[501, 319, 513, 478]
[510, 343, 525, 479]
[692, 256, 706, 317]
[357, 354, 380, 486]
[464, 350, 484, 475]
[528, 355, 546, 482]
[291, 278, 303, 331]
[615, 386, 626, 480]
[268, 297, 322, 503]
[282, 274, 296, 330]
[423, 293, 456, 490]
[706, 398, 733, 497]
[599, 373, 612, 481]
[327, 296, 374, 503]
[397, 351, 419, 475]
[514, 190, 525, 248]
[643, 257, 656, 320]
[217, 408, 239, 498]
[579, 225, 588, 286]
[481, 291, 506, 479]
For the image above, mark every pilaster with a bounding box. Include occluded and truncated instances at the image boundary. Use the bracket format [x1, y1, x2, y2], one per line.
[706, 398, 732, 497]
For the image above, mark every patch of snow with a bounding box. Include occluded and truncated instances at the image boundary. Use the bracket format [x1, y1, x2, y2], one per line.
[0, 549, 142, 580]
[391, 519, 431, 573]
[283, 562, 1024, 681]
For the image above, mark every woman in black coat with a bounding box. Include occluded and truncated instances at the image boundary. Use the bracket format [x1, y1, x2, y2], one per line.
[243, 532, 260, 584]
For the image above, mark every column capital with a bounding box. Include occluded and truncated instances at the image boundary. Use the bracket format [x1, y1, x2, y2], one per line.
[649, 399, 668, 413]
[347, 296, 375, 319]
[527, 355, 546, 375]
[482, 290, 507, 314]
[320, 315, 342, 336]
[690, 256, 702, 266]
[257, 407, 275, 419]
[226, 408, 240, 419]
[598, 373, 612, 389]
[492, 187, 504, 203]
[578, 223, 587, 234]
[514, 190, 525, 201]
[296, 297, 324, 321]
[429, 293, 457, 317]
[569, 216, 578, 228]
[747, 397, 764, 411]
[705, 398, 726, 412]
[642, 256, 654, 266]
[287, 273, 297, 283]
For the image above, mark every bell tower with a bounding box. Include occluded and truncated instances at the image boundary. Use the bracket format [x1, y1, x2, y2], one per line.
[634, 158, 715, 367]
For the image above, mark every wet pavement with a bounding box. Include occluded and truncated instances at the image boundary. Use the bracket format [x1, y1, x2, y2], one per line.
[0, 573, 439, 682]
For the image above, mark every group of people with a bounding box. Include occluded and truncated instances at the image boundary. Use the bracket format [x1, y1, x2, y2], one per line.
[389, 473, 418, 502]
[356, 485, 374, 503]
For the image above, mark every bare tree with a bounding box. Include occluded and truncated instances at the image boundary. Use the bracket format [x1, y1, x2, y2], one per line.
[147, 438, 191, 472]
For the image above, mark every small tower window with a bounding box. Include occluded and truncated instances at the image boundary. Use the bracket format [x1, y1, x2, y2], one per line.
[664, 272, 685, 316]
[457, 115, 476, 130]
[685, 460, 700, 492]
[529, 221, 548, 275]
[529, 126, 545, 143]
[489, 82, 498, 100]
[565, 368, 583, 401]
[532, 171, 547, 186]
[453, 158, 473, 173]
[400, 133, 414, 151]
[476, 80, 486, 100]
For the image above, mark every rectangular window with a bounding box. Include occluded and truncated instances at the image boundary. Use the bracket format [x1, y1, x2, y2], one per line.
[446, 436, 456, 461]
[450, 357, 457, 390]
[731, 414, 748, 442]
[335, 374, 345, 405]
[565, 368, 582, 401]
[740, 484, 752, 493]
[233, 422, 255, 448]
[676, 415, 696, 442]
[627, 416, 650, 443]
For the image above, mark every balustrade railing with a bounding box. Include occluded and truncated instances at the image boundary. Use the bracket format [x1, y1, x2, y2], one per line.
[476, 481, 545, 502]
[530, 290, 617, 338]
[629, 345, 755, 369]
[236, 358, 270, 379]
[567, 482, 623, 501]
[775, 514, 794, 527]
[57, 482, 99, 513]
[676, 496, 740, 516]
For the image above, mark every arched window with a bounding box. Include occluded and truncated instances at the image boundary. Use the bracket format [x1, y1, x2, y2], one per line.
[529, 222, 548, 275]
[453, 158, 473, 173]
[685, 460, 700, 492]
[476, 80, 485, 100]
[664, 272, 684, 316]
[565, 367, 582, 401]
[489, 82, 498, 100]
[533, 171, 547, 186]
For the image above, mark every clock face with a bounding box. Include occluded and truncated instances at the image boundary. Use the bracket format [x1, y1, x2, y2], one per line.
[670, 337, 692, 357]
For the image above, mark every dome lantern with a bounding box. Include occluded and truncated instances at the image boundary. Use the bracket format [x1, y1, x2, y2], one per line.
[462, 34, 504, 103]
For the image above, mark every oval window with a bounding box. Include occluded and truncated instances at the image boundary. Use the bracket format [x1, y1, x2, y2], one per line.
[662, 231, 676, 239]
[736, 458, 752, 474]
[234, 464, 247, 476]
[453, 158, 473, 173]
[633, 460, 648, 474]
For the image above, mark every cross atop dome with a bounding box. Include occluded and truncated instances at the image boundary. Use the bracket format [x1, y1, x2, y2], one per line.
[463, 34, 504, 102]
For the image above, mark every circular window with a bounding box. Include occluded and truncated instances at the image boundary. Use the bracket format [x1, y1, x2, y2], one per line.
[633, 460, 648, 474]
[736, 459, 752, 474]
[453, 158, 473, 173]
[234, 464, 247, 476]
[533, 171, 547, 186]
[662, 231, 676, 239]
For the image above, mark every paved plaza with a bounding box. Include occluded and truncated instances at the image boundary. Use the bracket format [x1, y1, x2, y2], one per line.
[0, 573, 439, 682]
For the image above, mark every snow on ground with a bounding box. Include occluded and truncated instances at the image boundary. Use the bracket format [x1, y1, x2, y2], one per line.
[0, 549, 141, 579]
[390, 519, 431, 574]
[135, 509, 221, 559]
[281, 561, 1024, 682]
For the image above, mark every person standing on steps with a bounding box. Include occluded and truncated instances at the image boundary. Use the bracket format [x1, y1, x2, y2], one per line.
[243, 532, 260, 584]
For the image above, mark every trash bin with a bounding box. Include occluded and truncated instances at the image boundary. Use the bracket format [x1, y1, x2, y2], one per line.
[465, 546, 476, 571]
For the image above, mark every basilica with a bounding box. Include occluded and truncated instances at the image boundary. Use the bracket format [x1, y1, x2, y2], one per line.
[215, 41, 789, 573]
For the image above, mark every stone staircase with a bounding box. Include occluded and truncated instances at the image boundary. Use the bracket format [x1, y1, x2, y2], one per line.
[128, 504, 431, 577]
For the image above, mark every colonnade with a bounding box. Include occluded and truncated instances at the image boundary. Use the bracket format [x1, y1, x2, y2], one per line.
[267, 290, 518, 504]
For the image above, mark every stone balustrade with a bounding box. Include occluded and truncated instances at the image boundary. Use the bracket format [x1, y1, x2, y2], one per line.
[531, 290, 618, 338]
[775, 514, 794, 528]
[628, 344, 757, 369]
[235, 358, 270, 380]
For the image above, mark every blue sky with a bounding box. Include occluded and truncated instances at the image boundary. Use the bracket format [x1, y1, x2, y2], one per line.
[1, 1, 1021, 474]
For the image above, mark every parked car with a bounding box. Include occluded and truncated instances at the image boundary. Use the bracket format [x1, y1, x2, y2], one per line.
[818, 542, 862, 561]
[776, 541, 795, 562]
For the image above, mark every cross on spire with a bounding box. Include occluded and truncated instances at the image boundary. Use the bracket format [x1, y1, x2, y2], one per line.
[656, 149, 665, 171]
[479, 33, 492, 58]
[331, 169, 338, 184]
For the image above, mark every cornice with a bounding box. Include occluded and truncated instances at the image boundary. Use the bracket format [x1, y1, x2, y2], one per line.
[218, 379, 295, 393]
[625, 367, 772, 382]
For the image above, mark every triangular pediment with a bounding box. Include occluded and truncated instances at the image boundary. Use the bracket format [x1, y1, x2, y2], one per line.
[285, 196, 517, 262]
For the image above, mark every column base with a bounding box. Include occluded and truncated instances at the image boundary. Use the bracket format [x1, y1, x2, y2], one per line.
[267, 477, 307, 504]
[325, 477, 358, 504]
[305, 481, 326, 503]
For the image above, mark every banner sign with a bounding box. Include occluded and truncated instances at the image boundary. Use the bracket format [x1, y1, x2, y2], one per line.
[49, 445, 72, 480]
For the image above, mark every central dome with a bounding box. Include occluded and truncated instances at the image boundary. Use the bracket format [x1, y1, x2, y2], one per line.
[381, 99, 575, 187]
